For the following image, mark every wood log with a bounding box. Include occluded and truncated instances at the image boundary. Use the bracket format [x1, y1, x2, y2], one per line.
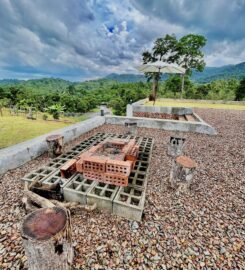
[21, 207, 73, 270]
[24, 190, 55, 208]
[22, 197, 39, 214]
[30, 181, 63, 201]
[51, 200, 97, 213]
[169, 155, 197, 194]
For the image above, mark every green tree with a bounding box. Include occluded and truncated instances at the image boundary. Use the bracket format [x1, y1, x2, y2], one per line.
[142, 33, 206, 99]
[235, 77, 245, 101]
[164, 75, 194, 98]
[0, 87, 6, 99]
[109, 97, 125, 115]
[0, 98, 9, 116]
[47, 104, 64, 119]
[67, 85, 76, 95]
[176, 34, 207, 75]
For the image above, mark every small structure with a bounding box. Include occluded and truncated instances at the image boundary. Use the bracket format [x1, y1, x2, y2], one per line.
[169, 155, 197, 194]
[26, 107, 36, 120]
[124, 121, 137, 135]
[46, 134, 64, 158]
[167, 136, 186, 157]
[21, 207, 73, 270]
[60, 138, 139, 186]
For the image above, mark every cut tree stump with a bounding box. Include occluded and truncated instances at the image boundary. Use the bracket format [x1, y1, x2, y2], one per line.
[169, 155, 197, 194]
[124, 121, 137, 135]
[21, 207, 73, 270]
[167, 136, 186, 157]
[46, 134, 64, 158]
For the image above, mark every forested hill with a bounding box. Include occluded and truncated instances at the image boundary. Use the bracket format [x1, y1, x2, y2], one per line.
[0, 62, 245, 89]
[0, 78, 73, 93]
[105, 62, 245, 83]
[192, 62, 245, 82]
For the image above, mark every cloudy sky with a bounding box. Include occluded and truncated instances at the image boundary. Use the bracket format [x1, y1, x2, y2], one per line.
[0, 0, 245, 81]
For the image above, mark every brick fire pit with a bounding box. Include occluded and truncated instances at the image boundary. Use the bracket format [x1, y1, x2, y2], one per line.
[21, 133, 154, 221]
[61, 138, 139, 186]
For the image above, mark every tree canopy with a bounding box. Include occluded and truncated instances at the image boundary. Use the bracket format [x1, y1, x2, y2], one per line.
[235, 76, 245, 101]
[143, 34, 207, 75]
[142, 33, 207, 99]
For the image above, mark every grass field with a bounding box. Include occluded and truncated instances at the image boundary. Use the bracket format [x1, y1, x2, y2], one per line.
[144, 100, 245, 110]
[0, 110, 88, 149]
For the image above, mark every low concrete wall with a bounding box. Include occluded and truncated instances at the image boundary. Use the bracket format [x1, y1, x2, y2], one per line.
[0, 116, 105, 175]
[127, 99, 193, 117]
[157, 98, 245, 105]
[132, 105, 193, 115]
[105, 115, 217, 135]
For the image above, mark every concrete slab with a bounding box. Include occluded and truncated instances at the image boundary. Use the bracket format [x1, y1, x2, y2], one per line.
[105, 115, 217, 135]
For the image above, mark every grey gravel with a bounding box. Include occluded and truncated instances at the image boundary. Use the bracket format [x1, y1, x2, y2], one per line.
[0, 108, 244, 269]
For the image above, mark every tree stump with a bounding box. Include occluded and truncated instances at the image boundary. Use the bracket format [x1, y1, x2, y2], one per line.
[169, 155, 197, 194]
[167, 136, 186, 157]
[46, 134, 64, 158]
[21, 207, 73, 270]
[124, 121, 137, 135]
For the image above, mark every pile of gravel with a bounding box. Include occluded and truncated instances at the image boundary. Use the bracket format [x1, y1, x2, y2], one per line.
[0, 108, 244, 269]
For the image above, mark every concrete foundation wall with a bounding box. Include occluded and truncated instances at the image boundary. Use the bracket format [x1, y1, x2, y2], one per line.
[127, 99, 193, 117]
[105, 115, 217, 135]
[157, 98, 245, 105]
[0, 116, 105, 175]
[132, 105, 193, 115]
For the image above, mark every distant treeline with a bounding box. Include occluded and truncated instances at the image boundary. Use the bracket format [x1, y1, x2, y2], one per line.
[0, 76, 244, 116]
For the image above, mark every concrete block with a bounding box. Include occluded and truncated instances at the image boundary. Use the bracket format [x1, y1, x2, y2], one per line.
[21, 167, 55, 185]
[113, 186, 146, 221]
[87, 182, 119, 212]
[63, 174, 96, 204]
[42, 170, 75, 188]
[128, 170, 148, 190]
[46, 157, 70, 169]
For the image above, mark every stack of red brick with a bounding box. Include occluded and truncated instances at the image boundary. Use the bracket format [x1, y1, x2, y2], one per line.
[133, 112, 178, 120]
[60, 139, 139, 186]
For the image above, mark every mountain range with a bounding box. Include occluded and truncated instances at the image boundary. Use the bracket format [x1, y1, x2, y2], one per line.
[105, 62, 245, 83]
[0, 62, 245, 86]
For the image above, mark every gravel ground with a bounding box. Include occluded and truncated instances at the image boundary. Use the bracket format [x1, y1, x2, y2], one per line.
[0, 108, 244, 270]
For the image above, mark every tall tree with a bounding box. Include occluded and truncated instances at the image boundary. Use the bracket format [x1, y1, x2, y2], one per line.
[142, 33, 206, 99]
[235, 77, 245, 101]
[176, 34, 207, 75]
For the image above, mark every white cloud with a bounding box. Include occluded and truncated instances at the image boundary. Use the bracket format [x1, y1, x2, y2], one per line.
[0, 0, 244, 80]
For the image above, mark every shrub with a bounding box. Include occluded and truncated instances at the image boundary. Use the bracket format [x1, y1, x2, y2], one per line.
[47, 104, 64, 120]
[42, 114, 48, 120]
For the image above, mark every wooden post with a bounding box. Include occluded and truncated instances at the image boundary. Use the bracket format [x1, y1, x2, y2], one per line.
[181, 74, 185, 99]
[21, 207, 73, 270]
[169, 155, 197, 194]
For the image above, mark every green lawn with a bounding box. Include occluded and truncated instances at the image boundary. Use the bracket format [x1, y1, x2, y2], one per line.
[144, 100, 245, 110]
[0, 110, 88, 149]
